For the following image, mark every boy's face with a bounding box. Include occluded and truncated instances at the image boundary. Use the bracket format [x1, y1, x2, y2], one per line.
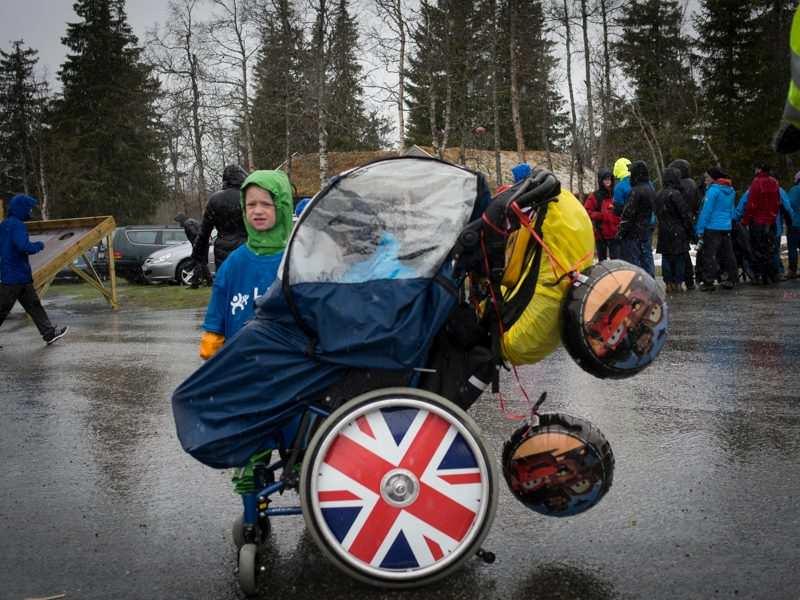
[245, 186, 276, 231]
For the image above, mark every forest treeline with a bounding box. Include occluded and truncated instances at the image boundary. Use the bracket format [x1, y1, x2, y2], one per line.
[0, 0, 796, 222]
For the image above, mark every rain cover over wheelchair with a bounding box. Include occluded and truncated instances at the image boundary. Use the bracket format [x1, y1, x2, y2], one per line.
[172, 157, 489, 468]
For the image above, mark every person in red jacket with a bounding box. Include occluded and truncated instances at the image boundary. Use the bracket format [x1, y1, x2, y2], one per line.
[742, 164, 781, 284]
[742, 164, 780, 227]
[583, 168, 620, 260]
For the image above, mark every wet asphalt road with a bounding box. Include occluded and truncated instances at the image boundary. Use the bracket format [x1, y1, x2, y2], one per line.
[1, 282, 800, 600]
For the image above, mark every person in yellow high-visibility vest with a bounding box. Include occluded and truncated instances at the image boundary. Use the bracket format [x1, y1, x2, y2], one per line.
[775, 8, 800, 153]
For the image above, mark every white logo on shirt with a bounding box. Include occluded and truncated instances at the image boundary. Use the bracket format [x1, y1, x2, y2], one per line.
[230, 293, 250, 315]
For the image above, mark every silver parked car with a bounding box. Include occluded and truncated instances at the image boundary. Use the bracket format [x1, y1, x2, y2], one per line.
[142, 240, 216, 285]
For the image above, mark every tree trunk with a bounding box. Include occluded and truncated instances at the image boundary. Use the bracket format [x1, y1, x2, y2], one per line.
[316, 0, 329, 188]
[440, 7, 453, 158]
[561, 0, 579, 193]
[240, 59, 253, 170]
[429, 85, 439, 157]
[441, 73, 452, 158]
[424, 6, 440, 156]
[509, 0, 525, 163]
[580, 0, 594, 171]
[37, 142, 48, 220]
[396, 1, 406, 153]
[285, 94, 292, 177]
[492, 0, 501, 186]
[188, 47, 206, 211]
[169, 132, 182, 214]
[598, 0, 612, 168]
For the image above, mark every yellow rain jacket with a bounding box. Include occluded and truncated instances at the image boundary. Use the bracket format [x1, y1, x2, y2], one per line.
[500, 189, 595, 365]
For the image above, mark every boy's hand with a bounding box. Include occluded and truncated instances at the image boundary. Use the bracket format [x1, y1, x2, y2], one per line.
[199, 331, 225, 360]
[33, 241, 45, 253]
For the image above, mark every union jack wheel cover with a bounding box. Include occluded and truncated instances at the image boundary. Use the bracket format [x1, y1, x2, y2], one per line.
[300, 390, 497, 586]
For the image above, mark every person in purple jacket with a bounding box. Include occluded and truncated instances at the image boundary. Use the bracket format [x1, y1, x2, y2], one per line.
[0, 194, 68, 345]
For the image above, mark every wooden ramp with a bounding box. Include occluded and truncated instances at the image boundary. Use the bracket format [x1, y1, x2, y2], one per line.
[27, 216, 119, 309]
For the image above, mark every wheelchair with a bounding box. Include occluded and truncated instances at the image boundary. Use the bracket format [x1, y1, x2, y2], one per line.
[173, 157, 665, 595]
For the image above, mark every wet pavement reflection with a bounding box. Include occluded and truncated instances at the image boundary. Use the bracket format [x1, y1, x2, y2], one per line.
[1, 283, 799, 599]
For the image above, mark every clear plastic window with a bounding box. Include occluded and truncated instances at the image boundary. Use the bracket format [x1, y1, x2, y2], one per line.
[288, 159, 477, 284]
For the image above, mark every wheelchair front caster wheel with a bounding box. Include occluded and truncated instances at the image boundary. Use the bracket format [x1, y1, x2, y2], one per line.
[238, 543, 258, 596]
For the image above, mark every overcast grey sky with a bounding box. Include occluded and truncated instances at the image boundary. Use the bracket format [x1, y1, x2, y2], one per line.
[0, 0, 177, 85]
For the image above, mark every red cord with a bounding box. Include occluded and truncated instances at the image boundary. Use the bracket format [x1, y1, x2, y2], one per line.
[509, 201, 593, 284]
[479, 230, 533, 421]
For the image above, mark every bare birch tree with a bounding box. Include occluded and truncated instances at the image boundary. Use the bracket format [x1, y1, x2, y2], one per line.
[148, 0, 211, 210]
[509, 0, 526, 163]
[579, 0, 594, 170]
[206, 0, 259, 169]
[311, 0, 331, 186]
[492, 0, 501, 184]
[369, 0, 411, 152]
[552, 0, 582, 194]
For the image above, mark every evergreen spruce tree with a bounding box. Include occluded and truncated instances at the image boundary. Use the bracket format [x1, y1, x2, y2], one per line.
[404, 0, 447, 147]
[695, 0, 794, 183]
[499, 0, 569, 153]
[0, 41, 46, 197]
[327, 0, 380, 150]
[405, 1, 483, 152]
[405, 0, 567, 155]
[49, 0, 165, 222]
[614, 0, 697, 174]
[250, 0, 310, 169]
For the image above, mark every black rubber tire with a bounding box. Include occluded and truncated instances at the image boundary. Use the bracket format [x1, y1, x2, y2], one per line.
[238, 543, 258, 596]
[299, 387, 498, 589]
[176, 259, 194, 286]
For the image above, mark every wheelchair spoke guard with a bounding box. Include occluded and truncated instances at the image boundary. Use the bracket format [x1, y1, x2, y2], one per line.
[300, 388, 497, 588]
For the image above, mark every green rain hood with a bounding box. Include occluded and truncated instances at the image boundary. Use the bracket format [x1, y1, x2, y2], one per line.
[240, 170, 294, 256]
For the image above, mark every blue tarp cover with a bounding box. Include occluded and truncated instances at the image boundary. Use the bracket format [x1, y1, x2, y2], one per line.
[172, 157, 485, 468]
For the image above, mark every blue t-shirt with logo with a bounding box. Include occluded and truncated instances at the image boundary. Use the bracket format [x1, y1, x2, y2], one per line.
[202, 244, 283, 338]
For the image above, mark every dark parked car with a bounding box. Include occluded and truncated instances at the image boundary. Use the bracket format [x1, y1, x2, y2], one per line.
[94, 225, 189, 283]
[54, 247, 99, 282]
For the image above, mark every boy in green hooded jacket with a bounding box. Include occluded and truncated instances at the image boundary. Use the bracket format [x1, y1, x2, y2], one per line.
[199, 170, 294, 359]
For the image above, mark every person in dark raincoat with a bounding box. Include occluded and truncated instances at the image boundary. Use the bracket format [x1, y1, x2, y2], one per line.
[655, 168, 694, 292]
[617, 161, 656, 275]
[174, 213, 201, 244]
[0, 195, 68, 345]
[666, 159, 700, 289]
[191, 164, 249, 287]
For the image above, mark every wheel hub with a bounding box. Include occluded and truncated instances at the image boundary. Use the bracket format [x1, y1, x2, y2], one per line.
[380, 469, 419, 508]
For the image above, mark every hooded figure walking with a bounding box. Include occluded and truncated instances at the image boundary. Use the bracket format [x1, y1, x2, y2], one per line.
[0, 195, 68, 345]
[191, 164, 249, 288]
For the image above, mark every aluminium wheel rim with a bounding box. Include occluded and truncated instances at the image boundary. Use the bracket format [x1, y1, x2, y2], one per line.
[308, 397, 492, 581]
